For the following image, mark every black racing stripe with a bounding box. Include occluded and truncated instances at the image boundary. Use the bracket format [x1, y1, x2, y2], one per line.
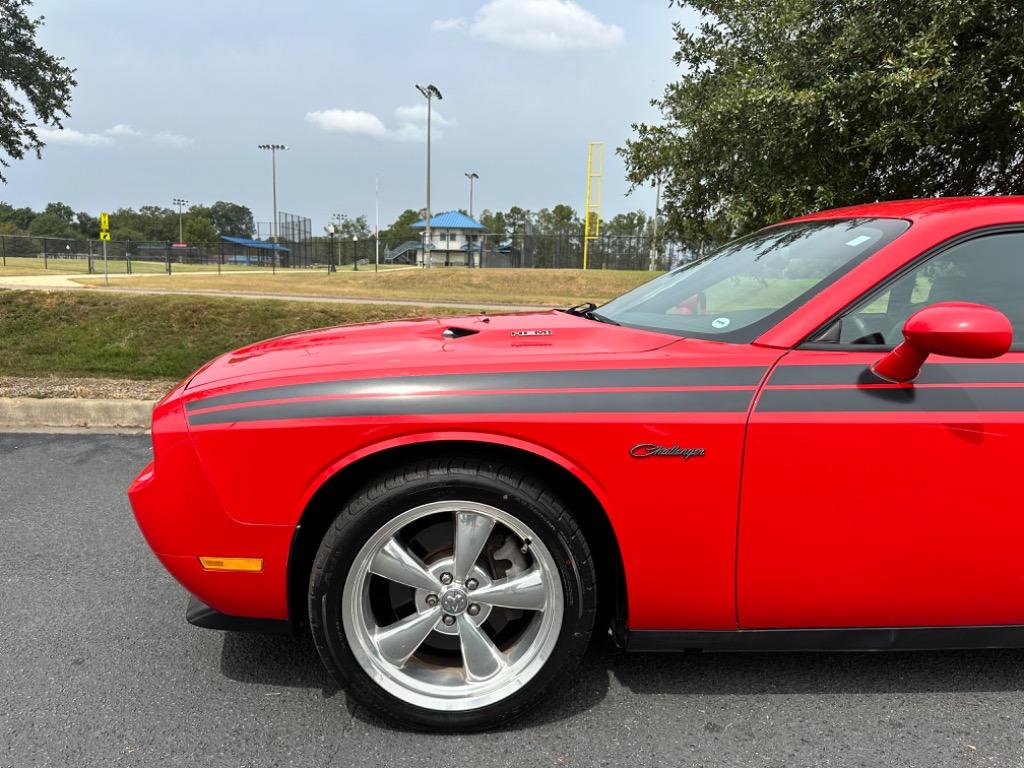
[770, 362, 1024, 386]
[758, 385, 1024, 412]
[185, 366, 766, 412]
[187, 389, 754, 426]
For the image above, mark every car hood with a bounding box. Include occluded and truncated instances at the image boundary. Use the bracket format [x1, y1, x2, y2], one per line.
[186, 310, 682, 391]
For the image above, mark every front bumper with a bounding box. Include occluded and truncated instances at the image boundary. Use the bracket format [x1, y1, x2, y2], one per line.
[186, 596, 291, 634]
[128, 398, 294, 622]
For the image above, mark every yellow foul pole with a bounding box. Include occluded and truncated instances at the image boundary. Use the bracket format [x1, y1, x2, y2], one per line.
[582, 141, 604, 270]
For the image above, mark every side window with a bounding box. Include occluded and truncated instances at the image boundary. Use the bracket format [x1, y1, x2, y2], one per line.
[835, 232, 1024, 346]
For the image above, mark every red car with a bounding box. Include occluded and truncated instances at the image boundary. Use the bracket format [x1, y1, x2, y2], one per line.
[130, 197, 1023, 730]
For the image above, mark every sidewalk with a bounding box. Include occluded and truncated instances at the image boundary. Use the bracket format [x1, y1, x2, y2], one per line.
[0, 272, 550, 312]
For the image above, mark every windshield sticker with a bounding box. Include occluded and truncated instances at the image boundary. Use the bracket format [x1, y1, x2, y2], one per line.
[711, 317, 731, 329]
[845, 235, 872, 247]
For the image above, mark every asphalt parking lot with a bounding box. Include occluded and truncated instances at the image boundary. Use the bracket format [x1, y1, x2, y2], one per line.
[3, 432, 1024, 767]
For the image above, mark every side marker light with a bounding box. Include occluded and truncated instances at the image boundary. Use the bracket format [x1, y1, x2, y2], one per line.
[198, 556, 264, 573]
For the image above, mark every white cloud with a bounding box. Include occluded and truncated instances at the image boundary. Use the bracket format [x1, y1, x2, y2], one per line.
[152, 130, 194, 149]
[470, 0, 623, 52]
[37, 127, 114, 147]
[306, 106, 455, 143]
[104, 123, 141, 137]
[393, 104, 456, 128]
[306, 109, 390, 139]
[37, 124, 193, 149]
[431, 17, 467, 32]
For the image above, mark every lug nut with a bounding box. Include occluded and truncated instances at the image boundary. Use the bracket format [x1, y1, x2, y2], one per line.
[466, 578, 479, 591]
[467, 604, 480, 616]
[442, 614, 456, 626]
[425, 594, 439, 607]
[439, 572, 453, 585]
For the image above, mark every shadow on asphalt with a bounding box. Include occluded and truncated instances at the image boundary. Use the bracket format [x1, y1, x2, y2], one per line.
[613, 645, 1024, 696]
[218, 630, 616, 728]
[218, 628, 1024, 726]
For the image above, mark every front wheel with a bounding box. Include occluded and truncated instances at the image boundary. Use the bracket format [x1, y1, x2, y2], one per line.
[307, 458, 597, 730]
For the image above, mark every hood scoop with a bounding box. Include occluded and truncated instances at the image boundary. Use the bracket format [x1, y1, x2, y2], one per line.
[441, 326, 480, 339]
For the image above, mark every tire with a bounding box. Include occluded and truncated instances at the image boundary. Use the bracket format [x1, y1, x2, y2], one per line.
[307, 455, 597, 731]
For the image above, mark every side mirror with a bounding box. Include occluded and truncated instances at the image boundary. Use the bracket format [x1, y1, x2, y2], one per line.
[871, 301, 1012, 383]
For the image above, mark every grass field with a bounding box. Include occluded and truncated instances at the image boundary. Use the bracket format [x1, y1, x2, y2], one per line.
[0, 256, 267, 277]
[75, 267, 660, 306]
[0, 291, 473, 380]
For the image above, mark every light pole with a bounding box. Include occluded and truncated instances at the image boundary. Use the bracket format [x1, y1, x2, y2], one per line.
[257, 144, 288, 243]
[374, 175, 380, 273]
[415, 83, 442, 268]
[326, 223, 336, 273]
[352, 235, 359, 271]
[172, 198, 188, 244]
[464, 172, 478, 218]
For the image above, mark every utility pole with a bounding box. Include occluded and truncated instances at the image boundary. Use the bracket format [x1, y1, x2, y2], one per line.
[464, 172, 479, 217]
[257, 144, 288, 243]
[172, 198, 188, 244]
[375, 175, 380, 273]
[649, 175, 661, 271]
[415, 84, 442, 268]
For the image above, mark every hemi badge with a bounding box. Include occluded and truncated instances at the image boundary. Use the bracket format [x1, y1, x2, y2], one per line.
[511, 330, 553, 337]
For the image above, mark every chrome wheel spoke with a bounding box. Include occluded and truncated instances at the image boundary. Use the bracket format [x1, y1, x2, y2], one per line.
[369, 537, 439, 592]
[344, 500, 565, 711]
[457, 615, 506, 682]
[375, 607, 443, 667]
[470, 566, 547, 611]
[453, 510, 495, 582]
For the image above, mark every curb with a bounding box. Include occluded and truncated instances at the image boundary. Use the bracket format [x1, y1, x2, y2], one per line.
[0, 397, 155, 432]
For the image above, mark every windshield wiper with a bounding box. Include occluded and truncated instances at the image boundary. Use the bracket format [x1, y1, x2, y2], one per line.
[560, 302, 620, 326]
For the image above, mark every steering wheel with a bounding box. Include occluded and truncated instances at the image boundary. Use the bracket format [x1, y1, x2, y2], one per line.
[883, 320, 906, 346]
[843, 314, 871, 343]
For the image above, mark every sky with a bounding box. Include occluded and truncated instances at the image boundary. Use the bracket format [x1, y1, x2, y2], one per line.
[6, 0, 691, 231]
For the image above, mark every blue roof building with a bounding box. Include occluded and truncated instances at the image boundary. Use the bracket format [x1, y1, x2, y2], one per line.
[409, 210, 487, 267]
[411, 211, 486, 230]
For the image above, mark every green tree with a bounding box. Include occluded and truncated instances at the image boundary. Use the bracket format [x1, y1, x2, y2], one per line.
[0, 0, 77, 183]
[208, 201, 254, 237]
[108, 206, 175, 242]
[533, 204, 580, 235]
[74, 210, 97, 239]
[478, 209, 508, 239]
[602, 210, 649, 238]
[0, 201, 36, 230]
[531, 204, 580, 267]
[622, 0, 1024, 245]
[327, 214, 371, 240]
[27, 212, 77, 238]
[380, 208, 422, 245]
[26, 201, 78, 237]
[184, 215, 218, 244]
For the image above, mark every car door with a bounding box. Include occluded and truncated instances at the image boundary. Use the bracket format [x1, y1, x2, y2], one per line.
[738, 228, 1024, 629]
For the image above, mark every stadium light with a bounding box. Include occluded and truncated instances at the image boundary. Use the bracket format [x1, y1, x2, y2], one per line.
[172, 198, 188, 244]
[415, 84, 442, 268]
[257, 144, 289, 243]
[464, 172, 479, 218]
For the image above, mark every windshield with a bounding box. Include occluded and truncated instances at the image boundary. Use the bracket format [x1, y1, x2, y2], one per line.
[596, 218, 910, 342]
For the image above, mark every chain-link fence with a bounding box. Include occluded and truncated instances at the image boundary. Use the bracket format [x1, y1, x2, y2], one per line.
[375, 232, 692, 271]
[0, 232, 694, 275]
[0, 234, 291, 275]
